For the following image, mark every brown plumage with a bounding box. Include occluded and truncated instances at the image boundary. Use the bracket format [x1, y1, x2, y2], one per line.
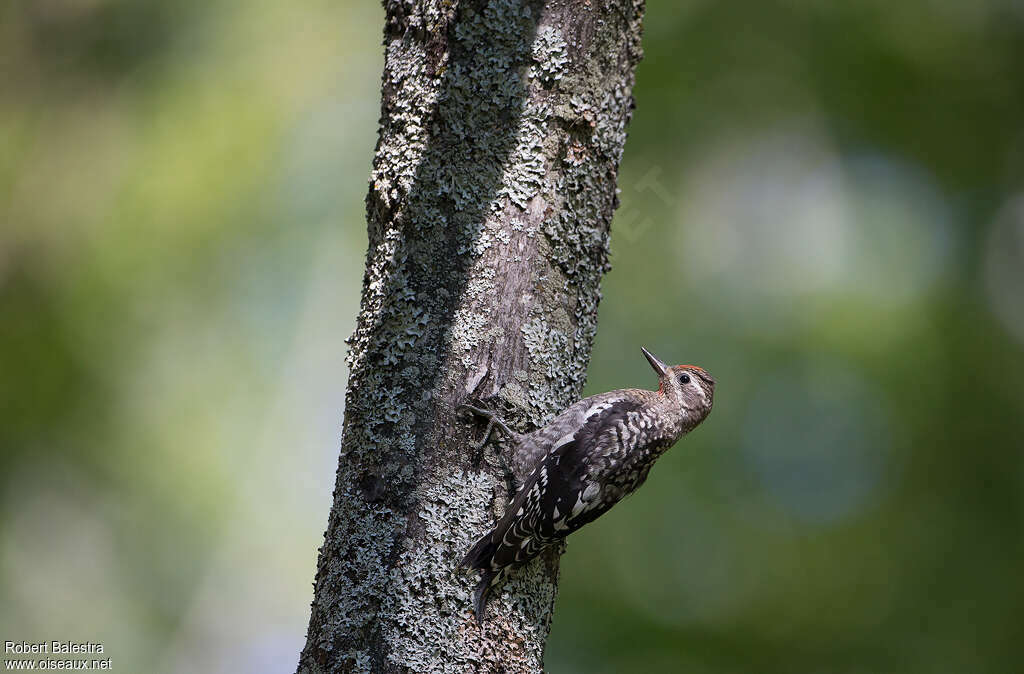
[460, 347, 715, 622]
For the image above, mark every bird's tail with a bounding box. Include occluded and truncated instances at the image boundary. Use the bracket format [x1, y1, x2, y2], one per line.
[461, 532, 496, 570]
[462, 532, 502, 623]
[471, 568, 503, 624]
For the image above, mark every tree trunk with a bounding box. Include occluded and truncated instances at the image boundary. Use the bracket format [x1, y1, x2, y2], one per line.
[298, 1, 645, 671]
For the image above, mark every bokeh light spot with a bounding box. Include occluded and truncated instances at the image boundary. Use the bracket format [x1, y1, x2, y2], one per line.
[741, 360, 891, 524]
[984, 195, 1024, 345]
[676, 127, 954, 336]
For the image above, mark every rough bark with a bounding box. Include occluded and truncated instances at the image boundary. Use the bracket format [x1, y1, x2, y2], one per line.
[298, 1, 645, 671]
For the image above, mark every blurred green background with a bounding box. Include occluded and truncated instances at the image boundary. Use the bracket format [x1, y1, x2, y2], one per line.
[2, 1, 1022, 672]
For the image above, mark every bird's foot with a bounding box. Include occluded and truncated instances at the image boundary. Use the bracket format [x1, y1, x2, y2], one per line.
[459, 403, 517, 440]
[458, 402, 522, 492]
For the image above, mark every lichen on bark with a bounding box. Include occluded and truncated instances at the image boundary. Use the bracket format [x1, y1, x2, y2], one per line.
[298, 1, 646, 671]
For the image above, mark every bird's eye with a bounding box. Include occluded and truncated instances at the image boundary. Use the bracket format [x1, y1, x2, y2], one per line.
[678, 373, 691, 384]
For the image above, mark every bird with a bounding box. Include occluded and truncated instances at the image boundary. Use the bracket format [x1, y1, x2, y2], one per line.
[459, 346, 715, 622]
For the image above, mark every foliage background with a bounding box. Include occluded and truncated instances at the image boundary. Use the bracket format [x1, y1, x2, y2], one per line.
[2, 1, 1022, 671]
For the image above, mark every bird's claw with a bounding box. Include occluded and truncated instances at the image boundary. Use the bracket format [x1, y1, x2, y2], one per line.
[458, 403, 521, 490]
[458, 402, 516, 439]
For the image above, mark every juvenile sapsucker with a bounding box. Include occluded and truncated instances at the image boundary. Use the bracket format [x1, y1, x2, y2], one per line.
[460, 347, 715, 622]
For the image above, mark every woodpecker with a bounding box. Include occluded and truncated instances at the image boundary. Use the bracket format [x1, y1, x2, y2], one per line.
[459, 347, 715, 622]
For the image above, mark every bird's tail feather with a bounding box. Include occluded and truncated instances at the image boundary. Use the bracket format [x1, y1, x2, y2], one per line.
[472, 569, 500, 624]
[462, 532, 502, 623]
[461, 532, 496, 570]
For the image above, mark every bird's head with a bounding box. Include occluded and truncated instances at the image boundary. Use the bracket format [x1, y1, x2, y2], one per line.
[642, 346, 715, 418]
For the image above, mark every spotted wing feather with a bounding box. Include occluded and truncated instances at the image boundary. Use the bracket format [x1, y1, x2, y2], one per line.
[462, 397, 647, 575]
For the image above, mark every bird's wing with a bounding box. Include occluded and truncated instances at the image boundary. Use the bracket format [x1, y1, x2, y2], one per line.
[486, 397, 646, 569]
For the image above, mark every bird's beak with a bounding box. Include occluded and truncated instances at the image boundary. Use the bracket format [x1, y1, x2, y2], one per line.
[641, 347, 667, 377]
